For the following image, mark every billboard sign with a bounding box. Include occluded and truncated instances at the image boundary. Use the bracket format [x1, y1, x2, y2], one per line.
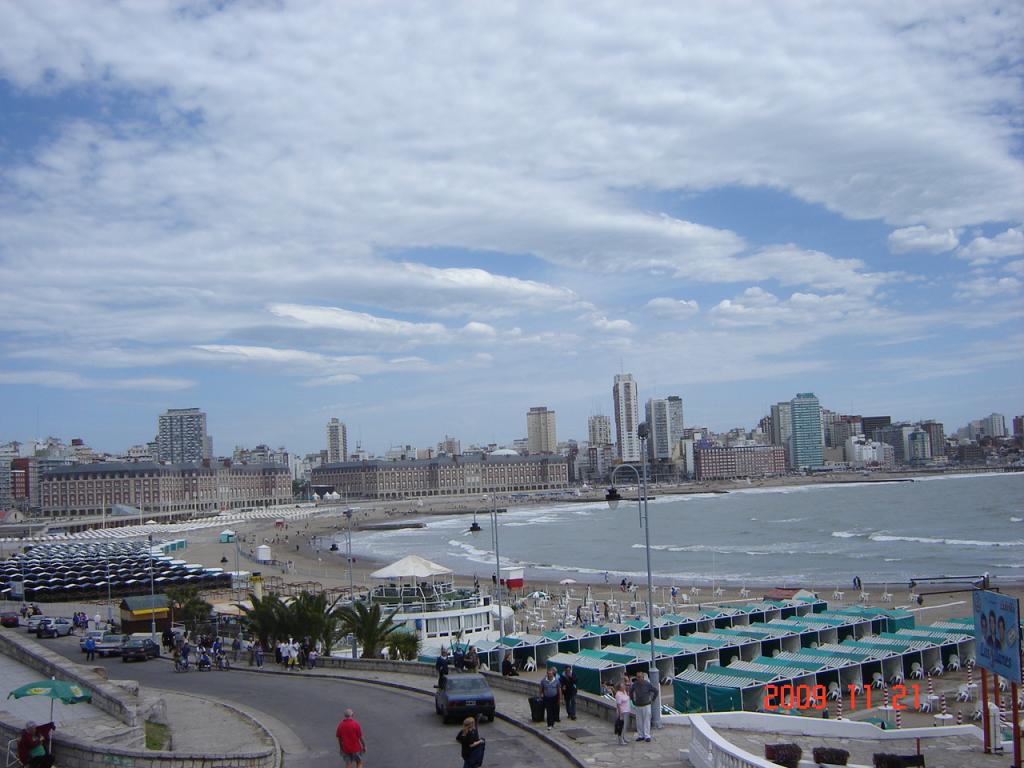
[973, 589, 1021, 682]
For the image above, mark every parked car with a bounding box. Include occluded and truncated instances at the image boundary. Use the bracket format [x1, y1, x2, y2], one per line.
[80, 629, 105, 652]
[121, 637, 161, 662]
[26, 615, 47, 632]
[94, 632, 127, 657]
[0, 612, 19, 628]
[36, 618, 75, 638]
[435, 673, 496, 723]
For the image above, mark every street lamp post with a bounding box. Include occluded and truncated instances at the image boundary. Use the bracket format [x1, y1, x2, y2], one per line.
[148, 534, 157, 640]
[344, 507, 357, 658]
[105, 558, 113, 625]
[471, 495, 504, 635]
[606, 422, 660, 726]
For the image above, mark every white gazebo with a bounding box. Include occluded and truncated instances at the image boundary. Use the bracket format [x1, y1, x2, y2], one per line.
[371, 555, 453, 581]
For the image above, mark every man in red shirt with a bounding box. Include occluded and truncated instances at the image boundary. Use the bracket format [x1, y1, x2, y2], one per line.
[335, 709, 366, 767]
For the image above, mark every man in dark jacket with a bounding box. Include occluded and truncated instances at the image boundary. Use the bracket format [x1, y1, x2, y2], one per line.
[560, 665, 579, 720]
[629, 670, 658, 742]
[436, 647, 450, 687]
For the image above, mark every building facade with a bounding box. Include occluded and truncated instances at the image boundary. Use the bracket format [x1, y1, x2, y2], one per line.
[157, 408, 211, 463]
[789, 393, 824, 469]
[693, 445, 787, 480]
[40, 461, 291, 520]
[326, 418, 348, 463]
[646, 396, 684, 461]
[770, 401, 793, 466]
[312, 454, 570, 499]
[526, 407, 557, 454]
[588, 415, 612, 446]
[613, 373, 641, 462]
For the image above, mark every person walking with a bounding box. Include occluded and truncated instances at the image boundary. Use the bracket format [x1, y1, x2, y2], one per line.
[336, 708, 366, 767]
[83, 634, 96, 662]
[456, 716, 485, 768]
[539, 667, 561, 731]
[254, 642, 264, 670]
[560, 665, 579, 721]
[613, 681, 631, 745]
[436, 647, 450, 688]
[629, 670, 657, 742]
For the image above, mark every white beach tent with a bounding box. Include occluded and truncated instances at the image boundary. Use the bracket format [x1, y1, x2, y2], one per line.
[371, 554, 453, 580]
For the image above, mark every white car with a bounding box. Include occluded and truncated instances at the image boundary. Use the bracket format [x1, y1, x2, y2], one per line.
[36, 617, 75, 638]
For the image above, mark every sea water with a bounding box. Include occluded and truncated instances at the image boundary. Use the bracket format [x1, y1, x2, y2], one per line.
[345, 472, 1024, 587]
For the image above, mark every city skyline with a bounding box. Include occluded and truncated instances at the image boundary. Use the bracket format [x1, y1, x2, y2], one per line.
[0, 4, 1021, 455]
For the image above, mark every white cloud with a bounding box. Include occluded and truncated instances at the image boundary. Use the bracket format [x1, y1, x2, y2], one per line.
[0, 370, 193, 391]
[888, 226, 959, 254]
[645, 297, 700, 319]
[954, 276, 1023, 302]
[956, 227, 1024, 265]
[269, 304, 448, 339]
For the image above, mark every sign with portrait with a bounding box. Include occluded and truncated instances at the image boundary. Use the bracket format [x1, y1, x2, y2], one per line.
[973, 589, 1021, 681]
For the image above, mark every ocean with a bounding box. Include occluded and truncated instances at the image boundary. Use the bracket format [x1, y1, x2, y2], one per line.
[343, 472, 1024, 588]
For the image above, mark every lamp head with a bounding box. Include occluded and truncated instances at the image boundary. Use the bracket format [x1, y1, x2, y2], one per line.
[605, 487, 621, 510]
[637, 422, 650, 440]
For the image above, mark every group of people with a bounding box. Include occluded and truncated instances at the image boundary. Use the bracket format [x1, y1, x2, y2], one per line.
[537, 665, 580, 730]
[606, 671, 659, 744]
[434, 645, 481, 685]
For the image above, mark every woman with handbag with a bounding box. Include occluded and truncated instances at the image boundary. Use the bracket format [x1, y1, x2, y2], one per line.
[456, 716, 485, 768]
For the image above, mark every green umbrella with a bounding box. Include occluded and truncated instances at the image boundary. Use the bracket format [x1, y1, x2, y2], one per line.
[8, 678, 92, 721]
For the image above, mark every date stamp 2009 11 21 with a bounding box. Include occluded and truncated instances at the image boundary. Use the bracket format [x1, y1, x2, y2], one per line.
[763, 683, 921, 712]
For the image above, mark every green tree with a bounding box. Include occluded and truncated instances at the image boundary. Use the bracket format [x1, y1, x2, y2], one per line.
[335, 601, 402, 658]
[386, 630, 421, 661]
[164, 585, 213, 634]
[237, 591, 288, 646]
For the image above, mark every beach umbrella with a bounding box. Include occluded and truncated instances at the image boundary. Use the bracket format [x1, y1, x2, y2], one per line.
[559, 578, 577, 585]
[8, 678, 92, 721]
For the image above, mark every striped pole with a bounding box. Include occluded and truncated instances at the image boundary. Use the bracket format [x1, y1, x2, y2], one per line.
[884, 688, 890, 708]
[967, 661, 974, 691]
[1000, 696, 1008, 729]
[940, 693, 947, 715]
[836, 694, 843, 720]
[956, 709, 962, 725]
[895, 707, 902, 729]
[927, 674, 935, 697]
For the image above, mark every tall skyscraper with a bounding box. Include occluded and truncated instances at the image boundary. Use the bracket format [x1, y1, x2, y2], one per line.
[982, 413, 1007, 438]
[770, 401, 793, 465]
[861, 416, 892, 442]
[789, 393, 824, 469]
[646, 396, 684, 460]
[326, 418, 347, 463]
[613, 373, 640, 462]
[587, 414, 612, 446]
[526, 407, 557, 454]
[920, 420, 945, 457]
[157, 408, 211, 464]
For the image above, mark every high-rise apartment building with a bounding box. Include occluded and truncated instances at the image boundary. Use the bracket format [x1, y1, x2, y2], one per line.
[646, 396, 684, 461]
[526, 407, 557, 454]
[789, 393, 824, 469]
[613, 373, 641, 462]
[156, 408, 211, 464]
[861, 416, 892, 442]
[982, 413, 1006, 438]
[770, 401, 793, 465]
[919, 421, 945, 457]
[588, 415, 612, 446]
[326, 418, 347, 463]
[1014, 415, 1024, 437]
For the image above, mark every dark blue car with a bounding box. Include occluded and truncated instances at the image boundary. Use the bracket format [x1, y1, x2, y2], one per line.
[434, 673, 496, 723]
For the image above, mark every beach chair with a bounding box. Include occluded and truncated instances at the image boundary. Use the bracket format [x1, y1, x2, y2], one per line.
[524, 655, 536, 672]
[859, 591, 871, 603]
[881, 587, 893, 603]
[918, 699, 932, 713]
[832, 588, 845, 602]
[955, 685, 970, 703]
[909, 662, 923, 679]
[5, 738, 22, 768]
[947, 654, 960, 672]
[690, 586, 701, 599]
[871, 672, 885, 689]
[739, 586, 750, 598]
[826, 682, 841, 701]
[929, 662, 944, 677]
[890, 671, 904, 686]
[998, 678, 1009, 692]
[971, 707, 983, 721]
[714, 586, 724, 598]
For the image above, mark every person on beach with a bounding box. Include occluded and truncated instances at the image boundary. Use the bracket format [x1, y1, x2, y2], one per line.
[630, 671, 657, 742]
[18, 721, 55, 768]
[560, 665, 578, 720]
[613, 682, 631, 745]
[336, 709, 366, 767]
[456, 716, 485, 768]
[539, 667, 561, 730]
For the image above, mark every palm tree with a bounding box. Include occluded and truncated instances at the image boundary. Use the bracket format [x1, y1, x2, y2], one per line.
[165, 585, 213, 633]
[237, 591, 287, 647]
[335, 601, 402, 658]
[289, 591, 346, 653]
[386, 630, 421, 661]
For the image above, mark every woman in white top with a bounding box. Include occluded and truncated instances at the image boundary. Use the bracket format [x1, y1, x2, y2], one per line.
[614, 682, 631, 745]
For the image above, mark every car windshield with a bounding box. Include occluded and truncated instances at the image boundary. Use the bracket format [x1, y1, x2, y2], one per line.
[446, 677, 488, 693]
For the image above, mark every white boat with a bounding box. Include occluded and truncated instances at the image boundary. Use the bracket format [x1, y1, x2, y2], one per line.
[367, 555, 510, 645]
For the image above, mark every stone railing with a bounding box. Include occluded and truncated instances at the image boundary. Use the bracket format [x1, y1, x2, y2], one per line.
[687, 715, 777, 768]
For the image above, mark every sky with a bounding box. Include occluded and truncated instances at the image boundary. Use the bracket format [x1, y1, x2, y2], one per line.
[0, 1, 1022, 457]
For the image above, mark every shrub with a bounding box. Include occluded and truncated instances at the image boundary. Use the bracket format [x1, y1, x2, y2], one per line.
[872, 755, 905, 768]
[813, 746, 850, 765]
[764, 742, 802, 768]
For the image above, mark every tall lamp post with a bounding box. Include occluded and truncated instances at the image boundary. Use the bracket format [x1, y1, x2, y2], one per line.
[606, 422, 660, 726]
[147, 534, 157, 640]
[344, 507, 357, 658]
[470, 494, 504, 635]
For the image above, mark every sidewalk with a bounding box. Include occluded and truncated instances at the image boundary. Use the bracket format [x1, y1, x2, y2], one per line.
[232, 661, 691, 767]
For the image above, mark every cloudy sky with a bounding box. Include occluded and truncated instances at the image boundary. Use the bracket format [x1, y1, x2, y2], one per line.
[1, 1, 1022, 457]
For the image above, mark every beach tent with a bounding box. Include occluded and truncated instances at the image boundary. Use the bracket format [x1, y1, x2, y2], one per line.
[219, 529, 236, 543]
[119, 594, 170, 633]
[547, 652, 624, 694]
[673, 670, 758, 713]
[371, 555, 453, 580]
[255, 544, 272, 562]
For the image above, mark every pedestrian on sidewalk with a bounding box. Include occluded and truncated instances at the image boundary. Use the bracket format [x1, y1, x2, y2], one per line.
[613, 682, 631, 745]
[539, 667, 561, 731]
[436, 647, 450, 688]
[84, 635, 96, 662]
[336, 708, 366, 768]
[560, 665, 578, 720]
[254, 642, 264, 670]
[456, 716, 485, 768]
[629, 670, 657, 742]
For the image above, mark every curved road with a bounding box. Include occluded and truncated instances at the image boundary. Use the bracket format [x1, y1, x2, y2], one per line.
[46, 636, 571, 768]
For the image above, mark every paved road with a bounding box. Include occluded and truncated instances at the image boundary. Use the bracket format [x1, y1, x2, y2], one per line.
[45, 636, 572, 768]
